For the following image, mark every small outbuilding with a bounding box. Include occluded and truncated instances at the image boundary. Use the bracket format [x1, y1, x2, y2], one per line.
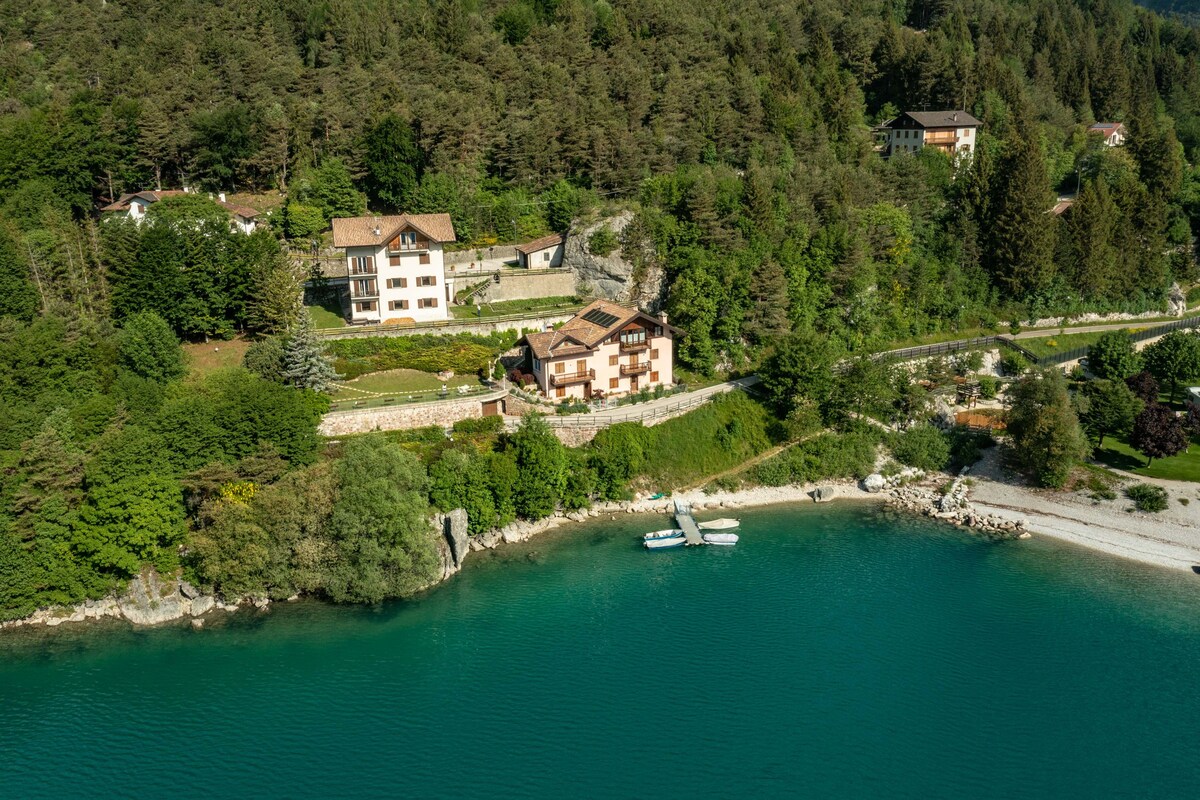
[515, 233, 566, 269]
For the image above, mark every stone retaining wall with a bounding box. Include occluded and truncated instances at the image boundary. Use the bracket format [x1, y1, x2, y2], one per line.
[315, 310, 577, 340]
[446, 245, 518, 266]
[476, 270, 577, 303]
[319, 391, 507, 435]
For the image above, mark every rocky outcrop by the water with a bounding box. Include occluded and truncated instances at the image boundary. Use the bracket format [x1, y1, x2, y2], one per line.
[1, 569, 245, 631]
[886, 472, 1029, 540]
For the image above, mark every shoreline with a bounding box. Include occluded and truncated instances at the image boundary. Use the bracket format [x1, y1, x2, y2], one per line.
[8, 464, 1200, 632]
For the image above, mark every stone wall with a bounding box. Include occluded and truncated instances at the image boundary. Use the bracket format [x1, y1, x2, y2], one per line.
[319, 390, 507, 435]
[315, 310, 578, 340]
[476, 269, 577, 303]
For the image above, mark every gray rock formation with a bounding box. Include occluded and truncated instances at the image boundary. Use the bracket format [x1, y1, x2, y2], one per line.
[861, 474, 887, 493]
[1169, 282, 1187, 316]
[441, 508, 470, 567]
[118, 570, 191, 626]
[563, 211, 666, 310]
[811, 486, 836, 502]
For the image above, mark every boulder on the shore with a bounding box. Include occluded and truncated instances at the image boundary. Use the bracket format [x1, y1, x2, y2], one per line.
[439, 508, 470, 567]
[862, 474, 887, 493]
[811, 486, 836, 503]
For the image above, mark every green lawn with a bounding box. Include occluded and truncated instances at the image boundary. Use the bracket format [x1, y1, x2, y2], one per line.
[1018, 331, 1108, 359]
[1094, 436, 1200, 482]
[306, 296, 347, 329]
[450, 296, 581, 319]
[331, 368, 479, 400]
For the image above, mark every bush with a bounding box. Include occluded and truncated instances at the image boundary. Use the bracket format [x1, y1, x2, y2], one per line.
[999, 351, 1029, 376]
[952, 350, 984, 376]
[751, 430, 880, 486]
[948, 428, 993, 470]
[889, 424, 951, 472]
[1126, 483, 1169, 512]
[977, 375, 998, 399]
[587, 225, 618, 257]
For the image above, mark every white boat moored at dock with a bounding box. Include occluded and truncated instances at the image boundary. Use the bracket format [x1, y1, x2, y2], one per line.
[701, 532, 739, 546]
[644, 528, 684, 541]
[697, 518, 740, 531]
[644, 534, 687, 550]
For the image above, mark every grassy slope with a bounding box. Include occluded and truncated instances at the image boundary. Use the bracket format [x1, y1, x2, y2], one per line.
[183, 338, 251, 378]
[330, 369, 478, 400]
[1094, 436, 1200, 482]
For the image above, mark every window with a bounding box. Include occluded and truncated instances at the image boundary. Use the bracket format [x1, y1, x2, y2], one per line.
[556, 387, 565, 398]
[543, 251, 551, 261]
[419, 253, 430, 265]
[389, 256, 401, 266]
[354, 301, 376, 313]
[387, 278, 407, 289]
[620, 328, 646, 347]
[388, 300, 409, 311]
[555, 362, 565, 374]
[418, 297, 438, 309]
[533, 358, 541, 372]
[609, 355, 618, 366]
[417, 276, 437, 287]
[649, 349, 659, 360]
[609, 378, 619, 389]
[351, 256, 374, 274]
[353, 279, 376, 296]
[650, 371, 659, 382]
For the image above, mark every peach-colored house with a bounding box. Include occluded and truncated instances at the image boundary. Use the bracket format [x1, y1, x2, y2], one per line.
[517, 300, 677, 401]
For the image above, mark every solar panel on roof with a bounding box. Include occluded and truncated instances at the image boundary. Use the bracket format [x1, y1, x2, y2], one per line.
[582, 308, 619, 327]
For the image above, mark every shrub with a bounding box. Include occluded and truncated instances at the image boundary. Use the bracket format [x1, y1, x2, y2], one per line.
[948, 428, 994, 470]
[977, 375, 998, 399]
[999, 351, 1029, 376]
[1126, 483, 1169, 512]
[952, 350, 984, 376]
[889, 424, 951, 472]
[587, 225, 618, 257]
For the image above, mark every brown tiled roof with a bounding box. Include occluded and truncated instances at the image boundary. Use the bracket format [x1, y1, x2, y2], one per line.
[515, 232, 566, 255]
[518, 299, 677, 360]
[218, 200, 260, 219]
[331, 214, 457, 247]
[887, 111, 982, 129]
[1049, 199, 1075, 216]
[1088, 122, 1125, 134]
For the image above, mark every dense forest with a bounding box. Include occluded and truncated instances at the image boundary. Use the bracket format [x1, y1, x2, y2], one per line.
[3, 0, 1200, 617]
[2, 0, 1200, 368]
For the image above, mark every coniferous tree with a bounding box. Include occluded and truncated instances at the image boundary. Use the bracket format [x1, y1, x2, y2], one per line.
[281, 311, 340, 392]
[986, 120, 1056, 299]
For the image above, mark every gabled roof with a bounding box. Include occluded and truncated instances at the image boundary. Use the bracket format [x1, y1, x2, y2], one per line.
[885, 110, 982, 129]
[1088, 122, 1125, 134]
[515, 232, 566, 255]
[331, 214, 457, 248]
[100, 190, 259, 219]
[518, 299, 678, 360]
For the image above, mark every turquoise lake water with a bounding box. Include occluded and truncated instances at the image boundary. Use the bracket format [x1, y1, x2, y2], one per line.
[3, 503, 1200, 798]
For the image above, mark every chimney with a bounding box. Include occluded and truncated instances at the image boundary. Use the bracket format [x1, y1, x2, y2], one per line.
[218, 192, 226, 203]
[952, 112, 959, 122]
[372, 216, 382, 237]
[659, 311, 669, 325]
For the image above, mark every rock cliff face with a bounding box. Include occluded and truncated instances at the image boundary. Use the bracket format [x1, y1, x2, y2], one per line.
[563, 211, 666, 311]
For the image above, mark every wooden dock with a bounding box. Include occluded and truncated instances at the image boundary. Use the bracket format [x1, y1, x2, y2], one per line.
[674, 500, 704, 546]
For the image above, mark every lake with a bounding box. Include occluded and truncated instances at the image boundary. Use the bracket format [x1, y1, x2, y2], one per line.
[2, 503, 1199, 798]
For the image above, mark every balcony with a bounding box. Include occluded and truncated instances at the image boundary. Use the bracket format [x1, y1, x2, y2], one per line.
[349, 265, 376, 276]
[388, 241, 430, 254]
[549, 369, 595, 387]
[350, 282, 379, 300]
[620, 362, 650, 376]
[619, 338, 650, 353]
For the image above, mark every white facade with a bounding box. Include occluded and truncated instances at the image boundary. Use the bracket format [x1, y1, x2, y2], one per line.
[345, 239, 449, 324]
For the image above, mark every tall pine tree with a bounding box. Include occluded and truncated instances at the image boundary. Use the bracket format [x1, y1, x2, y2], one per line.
[282, 311, 339, 392]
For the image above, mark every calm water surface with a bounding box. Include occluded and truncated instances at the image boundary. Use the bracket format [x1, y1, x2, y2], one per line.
[3, 504, 1200, 798]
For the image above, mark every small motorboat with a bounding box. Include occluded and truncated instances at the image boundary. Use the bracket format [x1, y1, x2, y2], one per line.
[644, 528, 684, 541]
[701, 532, 739, 546]
[697, 518, 740, 531]
[645, 534, 687, 550]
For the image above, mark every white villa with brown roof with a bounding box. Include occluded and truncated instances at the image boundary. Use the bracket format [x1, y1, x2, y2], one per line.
[101, 190, 261, 234]
[515, 233, 566, 268]
[517, 299, 677, 400]
[331, 214, 457, 324]
[1088, 122, 1127, 147]
[879, 111, 982, 158]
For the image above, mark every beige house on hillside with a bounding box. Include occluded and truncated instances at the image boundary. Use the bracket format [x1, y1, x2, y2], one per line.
[517, 299, 677, 401]
[515, 233, 566, 268]
[879, 111, 982, 158]
[101, 190, 261, 234]
[331, 214, 456, 324]
[1088, 122, 1127, 147]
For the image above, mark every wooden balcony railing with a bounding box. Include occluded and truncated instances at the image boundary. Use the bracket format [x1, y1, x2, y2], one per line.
[550, 369, 595, 386]
[620, 362, 650, 376]
[388, 241, 430, 253]
[619, 339, 650, 353]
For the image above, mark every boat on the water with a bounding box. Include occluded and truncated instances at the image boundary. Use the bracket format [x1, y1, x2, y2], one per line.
[645, 535, 687, 550]
[644, 528, 684, 541]
[701, 532, 739, 546]
[697, 518, 740, 531]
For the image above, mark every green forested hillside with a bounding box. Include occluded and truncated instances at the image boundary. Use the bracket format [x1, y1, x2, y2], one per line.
[2, 0, 1199, 369]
